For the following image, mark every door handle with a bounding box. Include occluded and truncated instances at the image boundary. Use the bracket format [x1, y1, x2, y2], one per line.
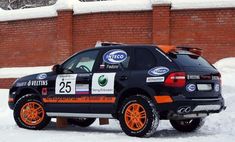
[119, 76, 128, 80]
[83, 77, 90, 81]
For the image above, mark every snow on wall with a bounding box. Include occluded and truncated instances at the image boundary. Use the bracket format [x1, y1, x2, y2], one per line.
[73, 0, 152, 14]
[0, 6, 57, 22]
[0, 0, 235, 22]
[170, 0, 235, 10]
[0, 66, 52, 78]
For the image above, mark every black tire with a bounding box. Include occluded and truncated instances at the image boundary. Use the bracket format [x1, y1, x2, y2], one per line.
[118, 95, 159, 137]
[68, 118, 96, 127]
[170, 118, 205, 132]
[14, 94, 51, 130]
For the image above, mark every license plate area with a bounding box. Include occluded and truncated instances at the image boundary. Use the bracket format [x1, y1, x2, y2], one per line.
[197, 84, 212, 91]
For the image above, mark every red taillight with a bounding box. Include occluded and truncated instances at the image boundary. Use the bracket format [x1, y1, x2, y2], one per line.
[164, 72, 186, 87]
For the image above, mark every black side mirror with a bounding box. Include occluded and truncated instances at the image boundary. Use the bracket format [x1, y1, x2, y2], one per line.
[52, 64, 61, 73]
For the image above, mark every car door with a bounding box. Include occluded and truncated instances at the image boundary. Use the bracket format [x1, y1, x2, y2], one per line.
[90, 47, 133, 114]
[45, 49, 100, 114]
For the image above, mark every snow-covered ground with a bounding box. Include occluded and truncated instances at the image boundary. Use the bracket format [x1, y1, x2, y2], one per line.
[0, 58, 234, 142]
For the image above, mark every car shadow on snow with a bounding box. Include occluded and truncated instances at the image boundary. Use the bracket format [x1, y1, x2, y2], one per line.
[43, 122, 215, 138]
[44, 122, 123, 134]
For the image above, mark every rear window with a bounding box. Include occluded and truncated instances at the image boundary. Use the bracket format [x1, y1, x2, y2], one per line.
[170, 54, 212, 68]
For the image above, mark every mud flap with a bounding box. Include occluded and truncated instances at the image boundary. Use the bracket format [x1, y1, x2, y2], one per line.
[99, 118, 109, 125]
[56, 117, 68, 128]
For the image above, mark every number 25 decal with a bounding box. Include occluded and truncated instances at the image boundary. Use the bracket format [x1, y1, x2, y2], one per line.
[55, 74, 77, 95]
[59, 81, 72, 93]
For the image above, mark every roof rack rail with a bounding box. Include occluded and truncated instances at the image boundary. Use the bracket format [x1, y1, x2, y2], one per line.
[95, 41, 124, 47]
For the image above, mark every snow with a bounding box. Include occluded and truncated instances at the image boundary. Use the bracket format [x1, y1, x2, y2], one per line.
[0, 6, 57, 22]
[0, 66, 52, 79]
[0, 0, 235, 22]
[0, 57, 235, 141]
[73, 0, 152, 14]
[170, 0, 235, 10]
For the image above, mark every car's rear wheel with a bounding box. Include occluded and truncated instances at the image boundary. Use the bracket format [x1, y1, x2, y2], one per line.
[14, 94, 51, 130]
[170, 118, 205, 132]
[119, 95, 159, 137]
[68, 118, 96, 127]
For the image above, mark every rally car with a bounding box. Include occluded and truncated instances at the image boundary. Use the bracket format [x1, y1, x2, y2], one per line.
[8, 44, 225, 137]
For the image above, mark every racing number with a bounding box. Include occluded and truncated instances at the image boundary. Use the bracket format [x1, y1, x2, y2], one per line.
[55, 74, 77, 95]
[59, 81, 72, 93]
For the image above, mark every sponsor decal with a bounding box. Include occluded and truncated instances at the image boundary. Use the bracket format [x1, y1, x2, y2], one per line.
[16, 82, 27, 87]
[148, 66, 169, 76]
[98, 75, 108, 87]
[76, 84, 89, 95]
[146, 77, 165, 83]
[106, 64, 119, 69]
[186, 84, 196, 92]
[55, 74, 77, 95]
[214, 84, 220, 92]
[103, 49, 127, 64]
[36, 73, 47, 80]
[92, 73, 116, 94]
[27, 80, 48, 86]
[42, 88, 48, 95]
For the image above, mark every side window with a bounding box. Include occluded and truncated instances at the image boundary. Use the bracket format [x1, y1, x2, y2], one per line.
[97, 49, 131, 71]
[135, 48, 156, 70]
[62, 50, 99, 73]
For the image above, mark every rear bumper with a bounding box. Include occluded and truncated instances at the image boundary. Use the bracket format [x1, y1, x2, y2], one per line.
[156, 95, 225, 119]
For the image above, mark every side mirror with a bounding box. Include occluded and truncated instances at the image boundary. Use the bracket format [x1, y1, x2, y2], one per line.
[52, 64, 61, 73]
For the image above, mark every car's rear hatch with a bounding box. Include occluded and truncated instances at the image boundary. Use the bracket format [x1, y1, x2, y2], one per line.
[169, 52, 221, 99]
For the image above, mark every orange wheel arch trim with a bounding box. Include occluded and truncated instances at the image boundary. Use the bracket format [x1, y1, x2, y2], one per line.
[124, 103, 147, 131]
[20, 102, 45, 126]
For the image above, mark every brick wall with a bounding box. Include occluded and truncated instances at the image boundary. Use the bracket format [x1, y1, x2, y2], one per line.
[73, 11, 153, 52]
[0, 78, 16, 89]
[0, 4, 235, 69]
[0, 18, 57, 67]
[170, 8, 235, 63]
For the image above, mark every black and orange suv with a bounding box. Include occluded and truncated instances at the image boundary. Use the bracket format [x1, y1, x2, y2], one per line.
[8, 44, 225, 137]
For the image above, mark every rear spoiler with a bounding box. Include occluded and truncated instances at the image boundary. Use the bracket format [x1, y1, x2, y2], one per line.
[158, 45, 203, 56]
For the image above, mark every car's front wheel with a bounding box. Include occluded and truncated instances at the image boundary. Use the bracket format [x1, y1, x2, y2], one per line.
[68, 118, 96, 127]
[170, 118, 205, 132]
[14, 94, 51, 130]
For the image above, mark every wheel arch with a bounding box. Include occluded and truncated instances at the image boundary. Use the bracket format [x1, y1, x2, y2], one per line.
[113, 86, 156, 118]
[14, 87, 42, 104]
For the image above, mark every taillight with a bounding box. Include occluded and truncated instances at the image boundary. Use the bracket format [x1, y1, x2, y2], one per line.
[212, 73, 222, 84]
[164, 72, 186, 87]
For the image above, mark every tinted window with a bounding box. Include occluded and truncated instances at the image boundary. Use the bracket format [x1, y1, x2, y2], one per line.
[62, 50, 99, 73]
[135, 48, 156, 70]
[171, 54, 212, 67]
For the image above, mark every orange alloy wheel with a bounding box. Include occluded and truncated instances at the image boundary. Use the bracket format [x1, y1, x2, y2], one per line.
[20, 102, 45, 126]
[124, 103, 147, 131]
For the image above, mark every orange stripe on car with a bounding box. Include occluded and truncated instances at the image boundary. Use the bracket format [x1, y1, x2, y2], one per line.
[155, 96, 173, 104]
[43, 96, 116, 104]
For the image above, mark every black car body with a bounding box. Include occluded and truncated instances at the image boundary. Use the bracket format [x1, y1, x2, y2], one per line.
[8, 44, 225, 137]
